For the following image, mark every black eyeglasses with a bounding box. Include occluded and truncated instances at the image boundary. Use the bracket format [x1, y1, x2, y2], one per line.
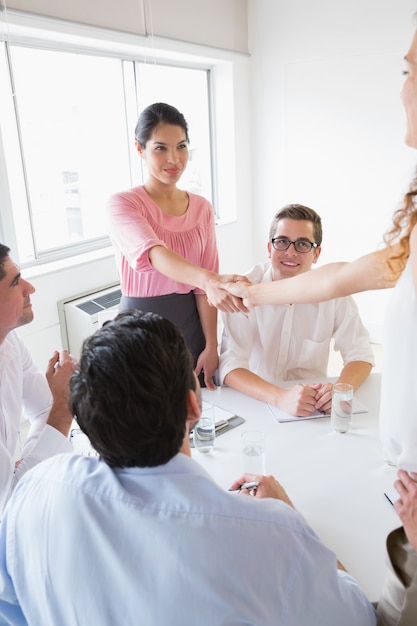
[271, 237, 318, 253]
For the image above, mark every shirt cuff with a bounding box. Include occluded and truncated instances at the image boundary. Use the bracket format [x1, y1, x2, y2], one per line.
[14, 425, 72, 485]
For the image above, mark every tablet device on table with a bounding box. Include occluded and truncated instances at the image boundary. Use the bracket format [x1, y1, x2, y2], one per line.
[190, 406, 245, 447]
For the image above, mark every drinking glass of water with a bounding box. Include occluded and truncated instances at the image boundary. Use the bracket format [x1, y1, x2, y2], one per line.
[331, 383, 354, 434]
[241, 430, 266, 474]
[193, 401, 215, 453]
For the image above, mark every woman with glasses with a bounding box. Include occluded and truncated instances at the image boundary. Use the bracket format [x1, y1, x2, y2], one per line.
[107, 102, 244, 388]
[218, 204, 373, 416]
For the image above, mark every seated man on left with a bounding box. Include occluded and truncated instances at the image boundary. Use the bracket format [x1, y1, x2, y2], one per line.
[0, 243, 76, 513]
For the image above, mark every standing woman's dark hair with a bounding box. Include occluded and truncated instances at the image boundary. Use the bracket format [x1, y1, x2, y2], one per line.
[135, 102, 190, 147]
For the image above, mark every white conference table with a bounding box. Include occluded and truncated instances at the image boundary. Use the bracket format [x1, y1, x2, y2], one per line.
[192, 373, 399, 602]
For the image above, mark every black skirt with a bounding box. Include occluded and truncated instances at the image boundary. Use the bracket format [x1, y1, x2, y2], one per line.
[119, 292, 205, 368]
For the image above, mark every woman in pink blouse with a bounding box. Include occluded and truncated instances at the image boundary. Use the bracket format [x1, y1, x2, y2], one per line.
[107, 102, 244, 388]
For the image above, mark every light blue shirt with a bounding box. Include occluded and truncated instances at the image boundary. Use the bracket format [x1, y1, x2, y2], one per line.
[0, 452, 376, 625]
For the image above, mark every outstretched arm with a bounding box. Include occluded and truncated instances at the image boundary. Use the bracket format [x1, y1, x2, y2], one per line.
[214, 248, 393, 308]
[149, 245, 248, 312]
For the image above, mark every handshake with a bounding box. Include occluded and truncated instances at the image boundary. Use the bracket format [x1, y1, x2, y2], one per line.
[206, 274, 253, 312]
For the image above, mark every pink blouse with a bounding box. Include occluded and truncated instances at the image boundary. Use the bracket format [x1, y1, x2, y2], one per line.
[107, 186, 219, 297]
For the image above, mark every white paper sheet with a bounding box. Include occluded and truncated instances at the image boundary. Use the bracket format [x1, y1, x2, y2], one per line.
[268, 397, 368, 423]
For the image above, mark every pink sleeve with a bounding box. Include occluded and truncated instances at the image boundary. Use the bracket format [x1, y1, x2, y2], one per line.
[193, 199, 219, 294]
[107, 189, 167, 272]
[202, 201, 219, 272]
[106, 188, 219, 297]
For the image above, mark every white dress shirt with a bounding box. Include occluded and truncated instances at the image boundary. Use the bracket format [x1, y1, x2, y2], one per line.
[0, 452, 376, 626]
[219, 262, 374, 384]
[0, 331, 71, 513]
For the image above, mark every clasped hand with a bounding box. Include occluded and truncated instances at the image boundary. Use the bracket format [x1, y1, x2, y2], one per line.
[209, 275, 254, 310]
[279, 382, 333, 417]
[206, 274, 251, 313]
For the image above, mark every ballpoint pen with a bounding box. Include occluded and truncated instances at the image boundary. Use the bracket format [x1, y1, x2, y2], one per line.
[228, 481, 259, 492]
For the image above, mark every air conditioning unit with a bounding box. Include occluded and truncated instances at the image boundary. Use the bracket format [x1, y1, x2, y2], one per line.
[58, 283, 121, 358]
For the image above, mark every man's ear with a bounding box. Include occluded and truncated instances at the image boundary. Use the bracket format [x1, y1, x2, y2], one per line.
[312, 246, 322, 265]
[186, 389, 201, 430]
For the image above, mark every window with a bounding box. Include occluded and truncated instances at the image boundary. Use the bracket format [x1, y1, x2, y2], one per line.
[0, 26, 213, 267]
[8, 47, 131, 261]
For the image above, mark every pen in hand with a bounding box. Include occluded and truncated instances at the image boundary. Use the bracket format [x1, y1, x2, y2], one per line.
[228, 481, 259, 492]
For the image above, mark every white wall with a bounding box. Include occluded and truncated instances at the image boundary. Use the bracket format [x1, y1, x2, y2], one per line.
[247, 0, 417, 340]
[6, 0, 248, 53]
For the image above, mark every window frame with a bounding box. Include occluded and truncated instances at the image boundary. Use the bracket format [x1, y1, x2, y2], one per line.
[0, 12, 239, 270]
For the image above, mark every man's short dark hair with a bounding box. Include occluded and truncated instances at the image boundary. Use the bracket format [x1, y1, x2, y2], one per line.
[70, 311, 196, 468]
[269, 204, 323, 246]
[0, 244, 10, 281]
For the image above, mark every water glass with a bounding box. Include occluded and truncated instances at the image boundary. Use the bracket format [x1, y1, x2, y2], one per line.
[241, 430, 266, 474]
[331, 383, 353, 433]
[193, 401, 215, 453]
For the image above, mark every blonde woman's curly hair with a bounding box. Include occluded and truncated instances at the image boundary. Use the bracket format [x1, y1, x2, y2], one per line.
[383, 168, 417, 282]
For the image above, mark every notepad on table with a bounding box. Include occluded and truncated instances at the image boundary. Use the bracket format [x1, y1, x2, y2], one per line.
[268, 397, 368, 423]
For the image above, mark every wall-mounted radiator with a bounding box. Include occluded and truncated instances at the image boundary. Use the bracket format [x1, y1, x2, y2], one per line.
[58, 283, 121, 357]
